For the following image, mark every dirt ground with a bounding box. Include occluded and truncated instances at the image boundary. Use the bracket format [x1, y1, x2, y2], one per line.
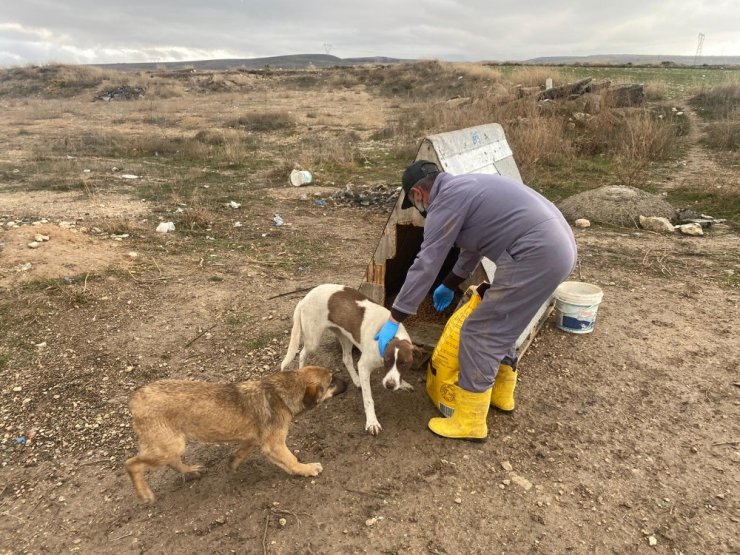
[1, 73, 739, 555]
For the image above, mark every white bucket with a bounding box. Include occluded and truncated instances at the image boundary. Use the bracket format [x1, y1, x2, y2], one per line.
[289, 169, 313, 187]
[554, 281, 603, 334]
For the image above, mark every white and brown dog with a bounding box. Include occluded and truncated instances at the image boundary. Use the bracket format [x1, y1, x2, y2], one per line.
[281, 284, 415, 435]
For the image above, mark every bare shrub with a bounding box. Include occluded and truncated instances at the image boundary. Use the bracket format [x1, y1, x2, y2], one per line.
[705, 117, 740, 152]
[690, 83, 740, 120]
[100, 218, 137, 235]
[505, 117, 574, 180]
[609, 110, 681, 186]
[227, 111, 296, 132]
[645, 81, 668, 101]
[178, 207, 216, 230]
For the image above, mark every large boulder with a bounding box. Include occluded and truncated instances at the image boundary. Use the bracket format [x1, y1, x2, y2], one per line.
[558, 186, 676, 228]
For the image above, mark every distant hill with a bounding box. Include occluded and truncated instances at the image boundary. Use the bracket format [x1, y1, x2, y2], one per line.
[91, 52, 740, 73]
[523, 54, 740, 66]
[93, 54, 408, 72]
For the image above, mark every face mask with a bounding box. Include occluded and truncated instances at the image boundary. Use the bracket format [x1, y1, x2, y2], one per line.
[412, 196, 428, 218]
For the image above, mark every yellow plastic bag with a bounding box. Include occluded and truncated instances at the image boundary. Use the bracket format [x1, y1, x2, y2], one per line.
[426, 283, 488, 417]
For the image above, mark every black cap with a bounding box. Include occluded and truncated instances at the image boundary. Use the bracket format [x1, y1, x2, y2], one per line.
[401, 160, 440, 209]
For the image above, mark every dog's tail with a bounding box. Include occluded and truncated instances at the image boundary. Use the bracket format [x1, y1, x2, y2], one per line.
[280, 301, 303, 370]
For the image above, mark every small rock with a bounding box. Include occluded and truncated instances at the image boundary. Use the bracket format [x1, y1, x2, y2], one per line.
[28, 241, 40, 249]
[648, 535, 657, 546]
[120, 174, 139, 180]
[365, 517, 377, 527]
[501, 460, 513, 472]
[502, 479, 511, 486]
[454, 497, 462, 504]
[278, 518, 287, 527]
[233, 222, 243, 228]
[676, 223, 703, 236]
[34, 234, 50, 242]
[575, 218, 591, 228]
[510, 473, 533, 491]
[127, 252, 138, 259]
[156, 222, 175, 233]
[227, 201, 241, 209]
[690, 446, 698, 454]
[13, 386, 22, 392]
[639, 215, 675, 234]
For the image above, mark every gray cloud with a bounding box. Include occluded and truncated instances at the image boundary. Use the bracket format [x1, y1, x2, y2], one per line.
[1, 0, 738, 66]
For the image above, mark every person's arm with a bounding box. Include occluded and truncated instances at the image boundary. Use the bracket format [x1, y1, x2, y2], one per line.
[450, 249, 482, 283]
[391, 191, 467, 316]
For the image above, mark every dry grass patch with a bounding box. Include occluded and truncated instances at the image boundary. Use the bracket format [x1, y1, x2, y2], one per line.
[690, 83, 740, 120]
[705, 117, 740, 152]
[507, 66, 566, 87]
[226, 111, 296, 132]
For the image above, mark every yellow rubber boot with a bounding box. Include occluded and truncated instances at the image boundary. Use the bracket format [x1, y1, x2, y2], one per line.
[428, 387, 491, 440]
[490, 364, 517, 412]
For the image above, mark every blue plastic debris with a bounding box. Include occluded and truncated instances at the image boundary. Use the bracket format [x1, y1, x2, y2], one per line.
[273, 214, 284, 227]
[16, 437, 26, 445]
[313, 199, 327, 208]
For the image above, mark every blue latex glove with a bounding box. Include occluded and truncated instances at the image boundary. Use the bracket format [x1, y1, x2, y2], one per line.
[433, 284, 455, 311]
[374, 320, 399, 356]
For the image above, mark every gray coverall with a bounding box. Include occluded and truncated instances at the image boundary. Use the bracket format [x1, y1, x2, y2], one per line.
[391, 172, 577, 392]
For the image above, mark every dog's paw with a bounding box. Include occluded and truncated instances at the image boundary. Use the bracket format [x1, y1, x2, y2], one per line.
[138, 489, 155, 503]
[366, 422, 383, 436]
[184, 464, 204, 477]
[300, 462, 323, 476]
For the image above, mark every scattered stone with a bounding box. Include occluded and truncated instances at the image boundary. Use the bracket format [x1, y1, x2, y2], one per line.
[120, 174, 139, 180]
[94, 85, 145, 102]
[639, 215, 675, 234]
[233, 222, 243, 228]
[502, 479, 511, 486]
[501, 460, 513, 472]
[34, 234, 50, 242]
[156, 222, 176, 233]
[574, 218, 591, 228]
[14, 262, 33, 272]
[278, 518, 287, 527]
[27, 241, 40, 249]
[13, 386, 22, 392]
[676, 223, 703, 236]
[648, 535, 658, 546]
[690, 446, 698, 454]
[365, 517, 377, 527]
[227, 201, 241, 209]
[454, 497, 462, 504]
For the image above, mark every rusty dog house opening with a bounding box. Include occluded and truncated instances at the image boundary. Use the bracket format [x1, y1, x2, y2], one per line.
[358, 123, 553, 355]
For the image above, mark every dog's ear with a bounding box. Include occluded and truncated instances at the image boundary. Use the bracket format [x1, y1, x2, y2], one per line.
[303, 383, 325, 409]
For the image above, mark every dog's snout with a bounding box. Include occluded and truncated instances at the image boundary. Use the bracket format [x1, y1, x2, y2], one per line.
[383, 379, 397, 390]
[331, 375, 348, 395]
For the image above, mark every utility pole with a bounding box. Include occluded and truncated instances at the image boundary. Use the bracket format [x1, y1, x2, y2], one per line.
[693, 33, 705, 66]
[323, 43, 333, 56]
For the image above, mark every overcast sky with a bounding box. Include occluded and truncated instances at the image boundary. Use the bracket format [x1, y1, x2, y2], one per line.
[1, 0, 738, 66]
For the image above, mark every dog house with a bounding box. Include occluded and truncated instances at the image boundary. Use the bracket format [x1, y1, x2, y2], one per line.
[358, 123, 554, 355]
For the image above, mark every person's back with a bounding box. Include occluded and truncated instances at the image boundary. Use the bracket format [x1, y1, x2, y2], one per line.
[430, 172, 566, 262]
